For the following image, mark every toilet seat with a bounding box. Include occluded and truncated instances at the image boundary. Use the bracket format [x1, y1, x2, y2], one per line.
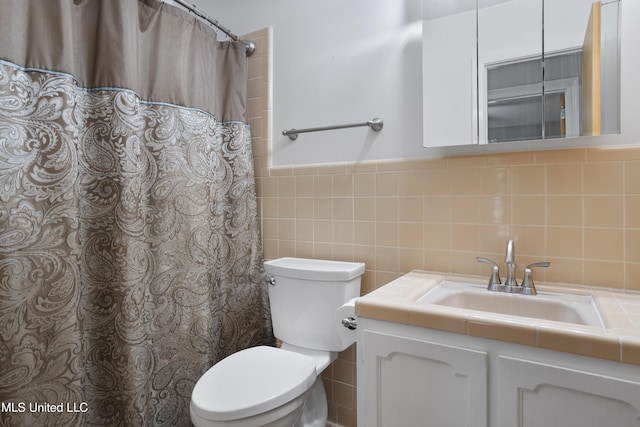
[191, 346, 317, 423]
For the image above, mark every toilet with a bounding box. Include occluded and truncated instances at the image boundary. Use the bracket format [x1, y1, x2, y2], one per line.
[190, 257, 365, 427]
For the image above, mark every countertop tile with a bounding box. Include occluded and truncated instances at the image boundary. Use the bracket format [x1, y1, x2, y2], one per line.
[356, 270, 640, 364]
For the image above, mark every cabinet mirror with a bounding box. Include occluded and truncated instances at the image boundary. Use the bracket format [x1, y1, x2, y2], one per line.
[422, 0, 621, 148]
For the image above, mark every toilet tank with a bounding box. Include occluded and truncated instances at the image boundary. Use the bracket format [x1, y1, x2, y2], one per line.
[264, 258, 365, 352]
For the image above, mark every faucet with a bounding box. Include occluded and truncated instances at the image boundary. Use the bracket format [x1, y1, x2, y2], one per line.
[476, 240, 550, 295]
[504, 239, 517, 289]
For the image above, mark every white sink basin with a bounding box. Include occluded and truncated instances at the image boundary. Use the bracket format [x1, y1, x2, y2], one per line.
[417, 281, 605, 327]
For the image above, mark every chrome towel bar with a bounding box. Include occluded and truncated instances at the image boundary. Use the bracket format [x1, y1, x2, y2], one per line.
[283, 118, 383, 141]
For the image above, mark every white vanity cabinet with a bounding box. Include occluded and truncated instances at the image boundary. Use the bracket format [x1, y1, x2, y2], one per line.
[358, 328, 488, 427]
[357, 318, 640, 427]
[499, 356, 640, 427]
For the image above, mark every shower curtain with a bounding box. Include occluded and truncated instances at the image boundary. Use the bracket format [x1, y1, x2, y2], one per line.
[0, 0, 274, 425]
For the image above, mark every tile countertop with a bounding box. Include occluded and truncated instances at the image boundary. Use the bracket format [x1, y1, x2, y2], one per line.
[355, 270, 640, 366]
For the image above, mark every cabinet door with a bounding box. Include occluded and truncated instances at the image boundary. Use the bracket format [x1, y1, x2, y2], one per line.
[360, 330, 488, 427]
[499, 355, 640, 427]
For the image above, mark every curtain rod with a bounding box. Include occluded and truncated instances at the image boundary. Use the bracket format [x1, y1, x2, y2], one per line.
[169, 0, 255, 56]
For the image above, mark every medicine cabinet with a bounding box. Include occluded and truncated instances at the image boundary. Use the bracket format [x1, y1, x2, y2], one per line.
[422, 0, 620, 147]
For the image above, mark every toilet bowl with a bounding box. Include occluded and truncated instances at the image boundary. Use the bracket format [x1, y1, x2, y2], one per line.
[190, 258, 365, 427]
[190, 346, 317, 427]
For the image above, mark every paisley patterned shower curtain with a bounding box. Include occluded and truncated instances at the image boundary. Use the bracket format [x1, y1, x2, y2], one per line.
[0, 1, 274, 425]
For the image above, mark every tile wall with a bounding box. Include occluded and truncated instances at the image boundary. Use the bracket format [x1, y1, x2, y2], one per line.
[261, 150, 640, 293]
[245, 27, 640, 427]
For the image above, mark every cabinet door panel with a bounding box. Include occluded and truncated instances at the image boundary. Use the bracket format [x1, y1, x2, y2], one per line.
[360, 330, 488, 427]
[499, 355, 640, 427]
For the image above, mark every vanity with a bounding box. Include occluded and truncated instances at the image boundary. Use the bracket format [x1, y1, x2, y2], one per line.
[355, 270, 640, 426]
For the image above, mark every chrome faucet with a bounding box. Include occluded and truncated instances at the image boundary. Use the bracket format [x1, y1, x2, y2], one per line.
[476, 239, 550, 295]
[504, 239, 517, 290]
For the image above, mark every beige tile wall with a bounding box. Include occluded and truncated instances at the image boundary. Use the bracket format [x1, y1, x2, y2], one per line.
[245, 26, 640, 427]
[245, 27, 272, 179]
[260, 151, 640, 292]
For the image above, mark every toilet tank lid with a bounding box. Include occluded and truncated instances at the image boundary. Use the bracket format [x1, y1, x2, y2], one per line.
[264, 257, 365, 281]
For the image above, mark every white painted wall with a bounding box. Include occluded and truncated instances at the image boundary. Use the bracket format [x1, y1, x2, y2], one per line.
[194, 0, 424, 166]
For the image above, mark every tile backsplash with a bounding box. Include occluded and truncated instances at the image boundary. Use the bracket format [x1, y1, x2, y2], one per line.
[245, 26, 640, 427]
[260, 150, 640, 294]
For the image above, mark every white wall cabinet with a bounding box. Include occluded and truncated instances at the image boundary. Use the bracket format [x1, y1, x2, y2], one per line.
[357, 318, 640, 427]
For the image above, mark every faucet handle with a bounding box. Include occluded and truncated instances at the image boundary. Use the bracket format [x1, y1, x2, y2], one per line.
[526, 261, 551, 269]
[521, 262, 550, 295]
[476, 257, 502, 291]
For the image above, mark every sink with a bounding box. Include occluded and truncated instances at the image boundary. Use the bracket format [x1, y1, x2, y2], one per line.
[417, 281, 605, 327]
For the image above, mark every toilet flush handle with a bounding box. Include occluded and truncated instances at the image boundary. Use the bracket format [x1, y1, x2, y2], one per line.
[341, 317, 357, 330]
[265, 276, 276, 286]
